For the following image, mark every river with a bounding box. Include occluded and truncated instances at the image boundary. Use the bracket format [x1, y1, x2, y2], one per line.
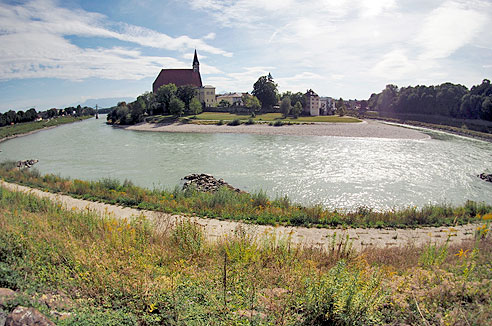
[2, 116, 492, 210]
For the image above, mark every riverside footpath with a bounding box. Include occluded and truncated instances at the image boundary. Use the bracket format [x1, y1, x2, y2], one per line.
[0, 180, 479, 251]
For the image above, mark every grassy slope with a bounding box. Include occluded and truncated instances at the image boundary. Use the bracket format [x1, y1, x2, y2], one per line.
[0, 187, 490, 325]
[0, 164, 490, 229]
[145, 112, 361, 124]
[0, 116, 93, 141]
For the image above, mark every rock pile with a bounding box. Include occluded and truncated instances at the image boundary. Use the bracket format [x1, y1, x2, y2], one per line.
[16, 159, 39, 169]
[182, 173, 244, 193]
[0, 288, 73, 326]
[478, 173, 492, 183]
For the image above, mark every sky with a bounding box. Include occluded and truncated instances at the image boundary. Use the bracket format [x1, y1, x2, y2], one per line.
[0, 0, 491, 111]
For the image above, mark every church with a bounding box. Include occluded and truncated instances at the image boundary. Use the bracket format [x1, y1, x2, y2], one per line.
[152, 50, 216, 107]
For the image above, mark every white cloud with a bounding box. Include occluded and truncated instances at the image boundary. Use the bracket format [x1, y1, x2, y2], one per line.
[415, 1, 487, 60]
[0, 0, 229, 81]
[188, 0, 491, 96]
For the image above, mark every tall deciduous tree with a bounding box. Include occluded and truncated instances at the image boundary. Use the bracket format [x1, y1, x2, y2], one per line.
[280, 97, 291, 118]
[169, 97, 185, 117]
[177, 85, 196, 113]
[292, 101, 302, 118]
[242, 94, 261, 116]
[252, 74, 279, 111]
[189, 97, 202, 116]
[156, 83, 177, 114]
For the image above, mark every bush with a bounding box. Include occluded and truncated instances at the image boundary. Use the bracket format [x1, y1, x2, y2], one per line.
[227, 118, 241, 126]
[217, 119, 224, 125]
[171, 219, 204, 257]
[245, 118, 255, 125]
[300, 260, 385, 325]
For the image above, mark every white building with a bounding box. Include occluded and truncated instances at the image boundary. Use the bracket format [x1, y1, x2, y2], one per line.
[216, 93, 244, 106]
[304, 89, 320, 116]
[319, 97, 336, 115]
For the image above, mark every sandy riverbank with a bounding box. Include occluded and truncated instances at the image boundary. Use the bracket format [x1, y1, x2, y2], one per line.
[1, 180, 476, 251]
[121, 120, 430, 140]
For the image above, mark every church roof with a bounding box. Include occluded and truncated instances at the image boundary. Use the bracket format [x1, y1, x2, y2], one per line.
[193, 49, 199, 66]
[152, 69, 203, 93]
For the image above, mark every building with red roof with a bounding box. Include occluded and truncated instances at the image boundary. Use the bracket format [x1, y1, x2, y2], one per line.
[152, 50, 203, 93]
[152, 51, 216, 107]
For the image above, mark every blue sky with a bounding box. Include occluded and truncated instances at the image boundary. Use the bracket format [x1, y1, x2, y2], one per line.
[1, 0, 491, 111]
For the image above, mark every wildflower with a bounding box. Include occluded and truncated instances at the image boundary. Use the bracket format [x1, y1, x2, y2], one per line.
[483, 213, 492, 220]
[148, 303, 156, 313]
[477, 224, 486, 231]
[455, 249, 469, 258]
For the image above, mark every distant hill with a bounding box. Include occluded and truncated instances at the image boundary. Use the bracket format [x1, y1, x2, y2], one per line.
[77, 97, 135, 109]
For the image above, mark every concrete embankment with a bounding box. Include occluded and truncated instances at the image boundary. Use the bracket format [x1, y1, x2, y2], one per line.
[0, 180, 478, 251]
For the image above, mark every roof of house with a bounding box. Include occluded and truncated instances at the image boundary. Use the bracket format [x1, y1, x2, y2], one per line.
[305, 89, 319, 97]
[217, 93, 243, 98]
[153, 69, 202, 92]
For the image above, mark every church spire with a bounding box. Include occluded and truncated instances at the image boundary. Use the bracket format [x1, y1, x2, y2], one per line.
[193, 49, 199, 72]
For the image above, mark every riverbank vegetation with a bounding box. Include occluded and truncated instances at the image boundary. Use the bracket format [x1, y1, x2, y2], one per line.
[0, 187, 490, 325]
[0, 163, 490, 229]
[0, 116, 93, 141]
[144, 112, 360, 125]
[368, 80, 492, 132]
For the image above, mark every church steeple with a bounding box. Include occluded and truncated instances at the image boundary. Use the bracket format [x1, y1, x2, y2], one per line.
[192, 49, 200, 72]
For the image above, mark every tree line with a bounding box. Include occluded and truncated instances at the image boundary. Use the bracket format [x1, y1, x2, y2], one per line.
[368, 79, 492, 121]
[107, 84, 203, 125]
[0, 105, 95, 127]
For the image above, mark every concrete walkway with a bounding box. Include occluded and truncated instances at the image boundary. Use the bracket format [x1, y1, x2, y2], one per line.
[1, 180, 478, 251]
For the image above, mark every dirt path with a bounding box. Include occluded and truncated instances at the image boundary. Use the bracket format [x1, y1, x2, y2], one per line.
[1, 180, 478, 251]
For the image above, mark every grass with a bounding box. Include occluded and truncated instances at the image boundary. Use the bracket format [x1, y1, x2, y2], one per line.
[195, 112, 361, 123]
[0, 163, 490, 229]
[145, 112, 361, 124]
[0, 116, 93, 141]
[0, 187, 490, 325]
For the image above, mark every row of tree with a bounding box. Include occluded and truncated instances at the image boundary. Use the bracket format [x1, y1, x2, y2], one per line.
[368, 79, 492, 121]
[0, 105, 95, 127]
[108, 84, 204, 125]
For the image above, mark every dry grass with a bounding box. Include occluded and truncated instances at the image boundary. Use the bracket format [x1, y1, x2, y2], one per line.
[0, 187, 490, 325]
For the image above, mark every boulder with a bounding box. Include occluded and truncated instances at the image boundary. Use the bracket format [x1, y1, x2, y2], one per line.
[0, 289, 17, 308]
[478, 173, 492, 183]
[182, 173, 245, 193]
[5, 306, 55, 326]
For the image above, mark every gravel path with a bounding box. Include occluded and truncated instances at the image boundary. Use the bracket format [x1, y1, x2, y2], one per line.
[121, 120, 430, 140]
[2, 180, 477, 251]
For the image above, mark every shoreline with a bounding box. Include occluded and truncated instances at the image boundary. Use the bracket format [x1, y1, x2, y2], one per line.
[0, 180, 479, 251]
[120, 119, 431, 140]
[368, 117, 492, 143]
[0, 125, 60, 144]
[0, 116, 92, 144]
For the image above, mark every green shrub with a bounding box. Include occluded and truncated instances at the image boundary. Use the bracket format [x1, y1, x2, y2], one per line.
[245, 118, 255, 125]
[300, 260, 385, 325]
[171, 219, 204, 257]
[227, 118, 241, 126]
[217, 119, 224, 125]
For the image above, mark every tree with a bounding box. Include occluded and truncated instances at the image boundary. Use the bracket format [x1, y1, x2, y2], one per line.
[138, 92, 157, 115]
[189, 97, 202, 116]
[292, 101, 302, 118]
[218, 99, 230, 108]
[242, 94, 261, 116]
[252, 74, 279, 111]
[336, 98, 346, 116]
[177, 85, 196, 113]
[156, 84, 177, 114]
[129, 98, 146, 124]
[280, 97, 291, 118]
[169, 97, 185, 117]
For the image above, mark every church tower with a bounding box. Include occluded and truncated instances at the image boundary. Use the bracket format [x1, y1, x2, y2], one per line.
[193, 49, 200, 72]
